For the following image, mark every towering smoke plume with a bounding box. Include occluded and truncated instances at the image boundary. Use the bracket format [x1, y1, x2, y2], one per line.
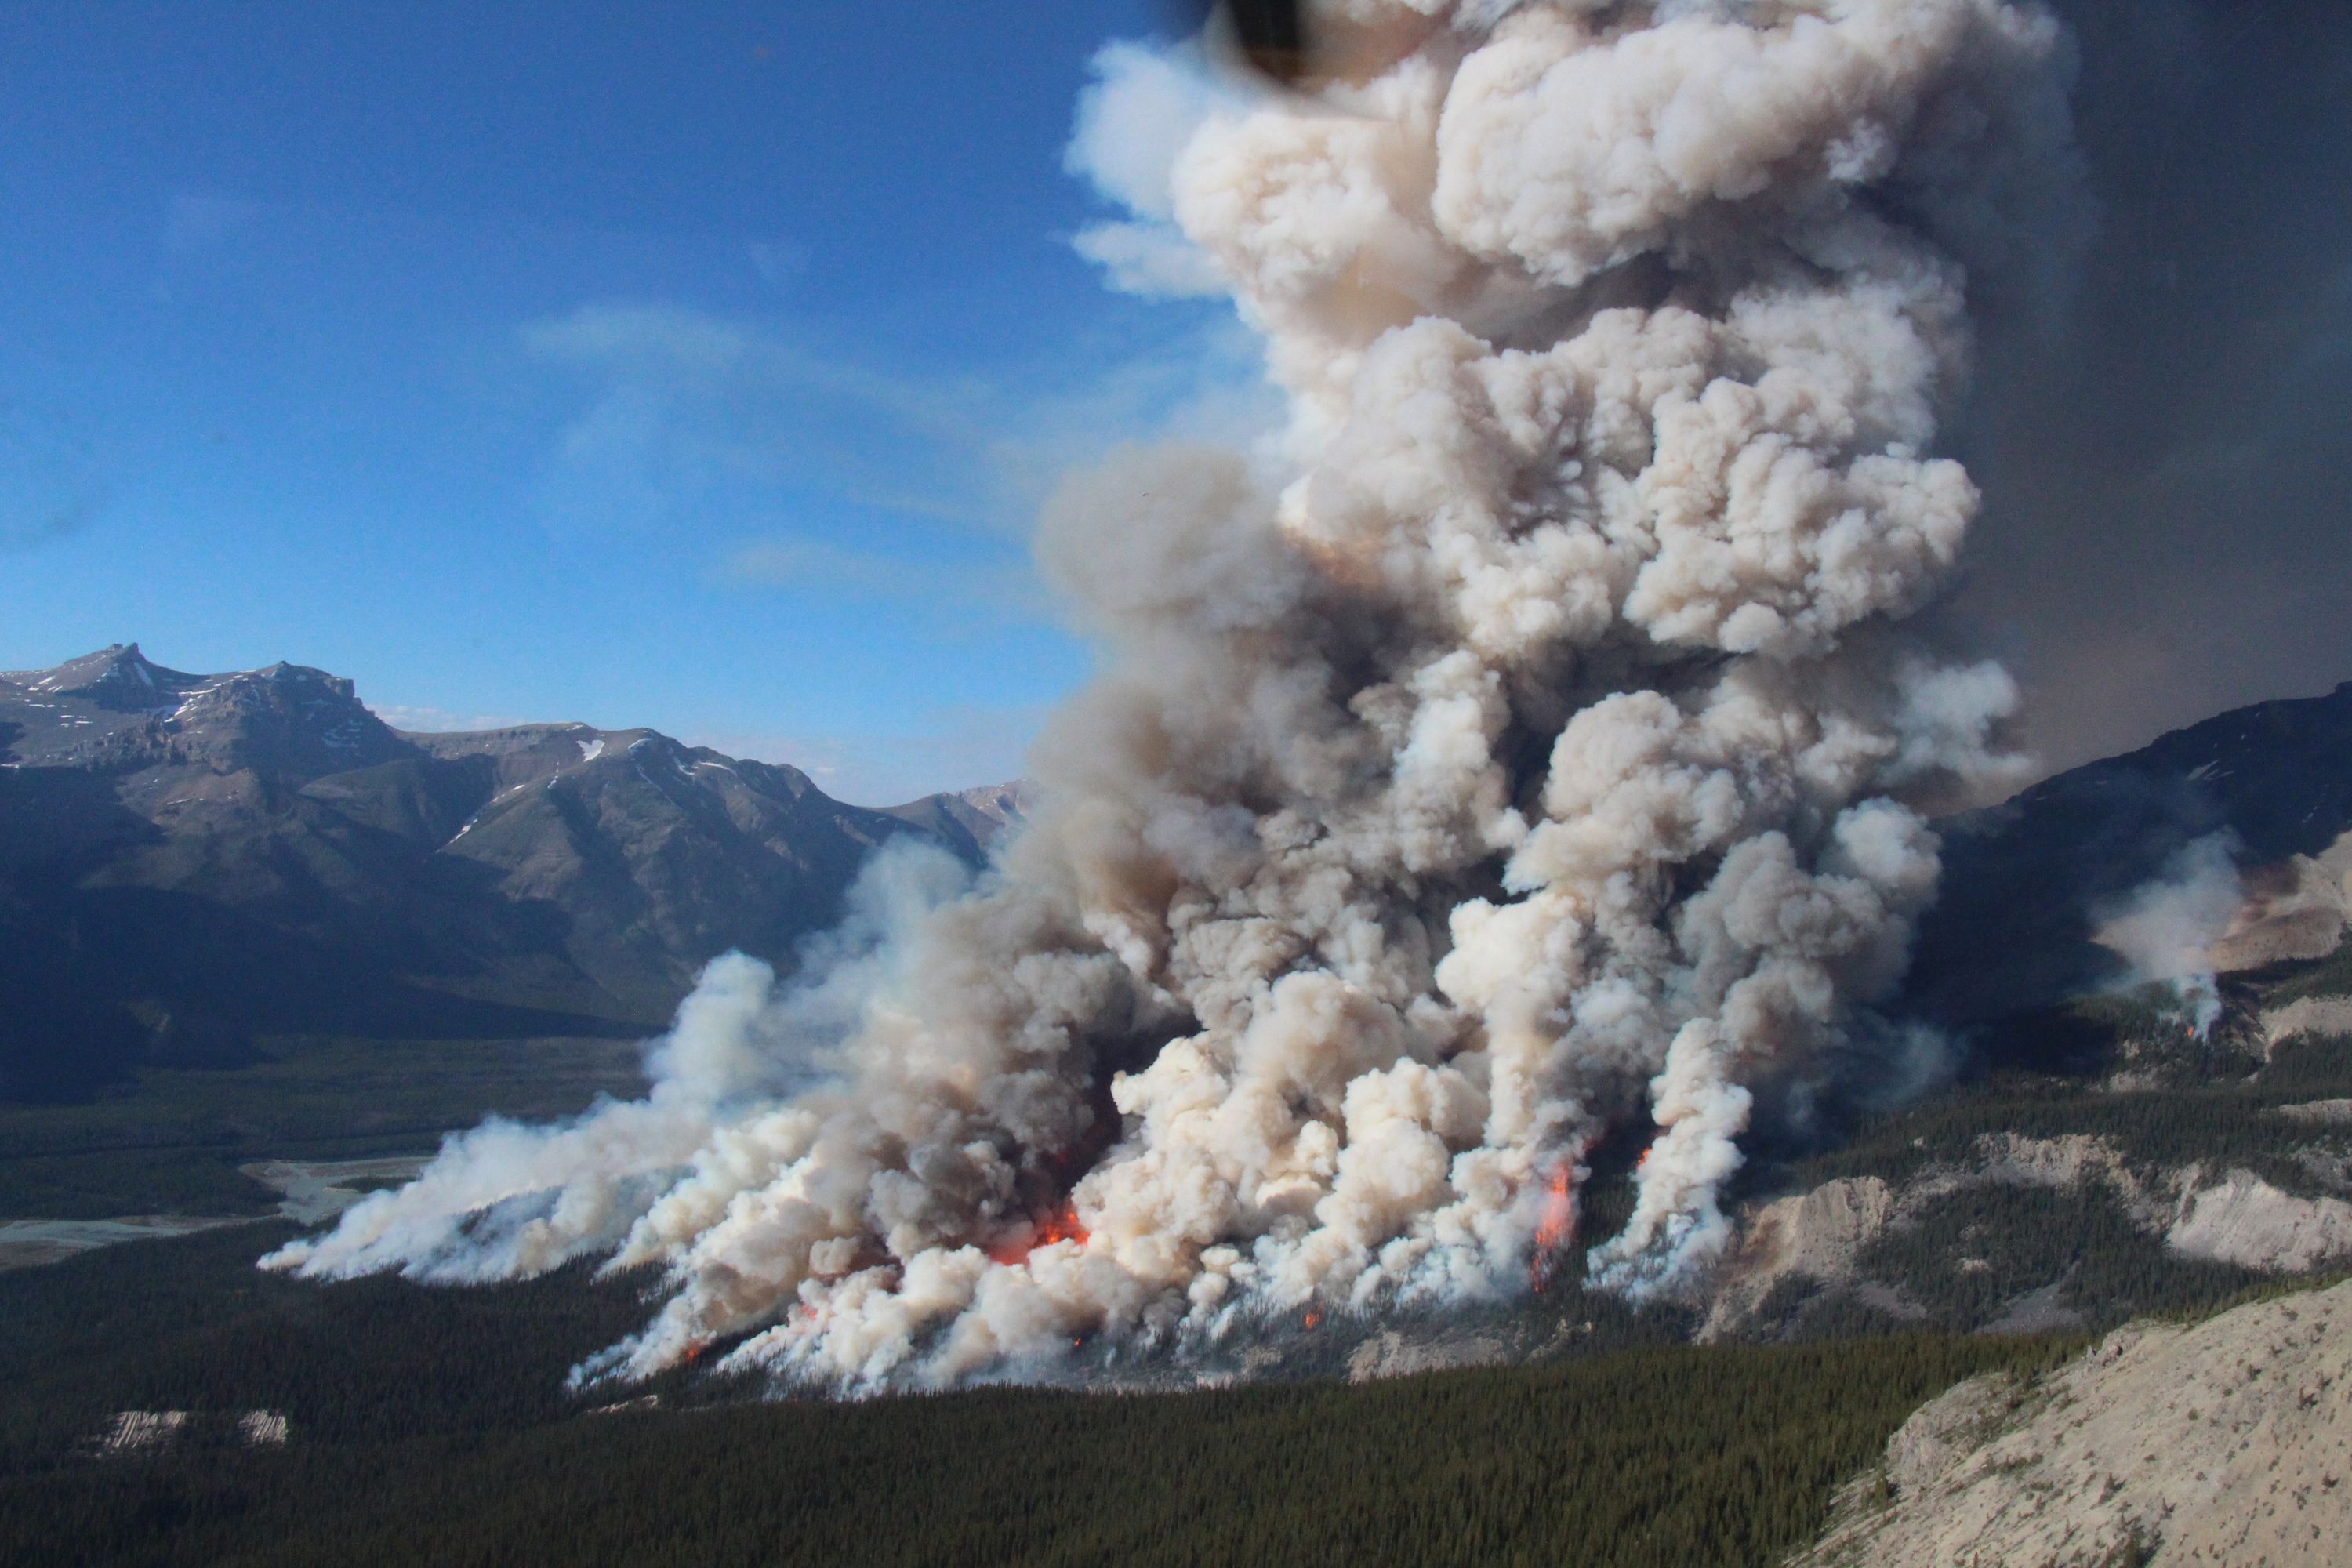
[267, 0, 2081, 1385]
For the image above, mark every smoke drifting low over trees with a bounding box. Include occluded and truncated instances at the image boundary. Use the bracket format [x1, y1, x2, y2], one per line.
[273, 0, 2096, 1386]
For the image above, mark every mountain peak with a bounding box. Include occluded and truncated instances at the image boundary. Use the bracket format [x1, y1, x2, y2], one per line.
[241, 661, 361, 701]
[881, 779, 1034, 858]
[6, 643, 201, 706]
[953, 780, 1033, 826]
[0, 644, 416, 778]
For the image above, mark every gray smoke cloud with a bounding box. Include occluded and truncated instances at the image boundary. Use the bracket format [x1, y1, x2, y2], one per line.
[1944, 0, 2352, 775]
[267, 0, 2082, 1386]
[2092, 831, 2242, 1039]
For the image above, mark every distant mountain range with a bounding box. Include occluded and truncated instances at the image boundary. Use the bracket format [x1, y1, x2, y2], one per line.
[0, 645, 1029, 1098]
[8, 641, 2352, 1105]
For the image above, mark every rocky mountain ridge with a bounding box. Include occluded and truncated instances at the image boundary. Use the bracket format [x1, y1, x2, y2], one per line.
[1908, 677, 2352, 1028]
[0, 644, 1028, 1098]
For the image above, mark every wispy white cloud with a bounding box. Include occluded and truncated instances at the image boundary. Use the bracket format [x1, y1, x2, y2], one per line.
[372, 691, 1036, 807]
[522, 299, 1270, 539]
[717, 537, 1049, 630]
[523, 303, 750, 376]
[517, 296, 1278, 650]
[690, 702, 1048, 808]
[370, 702, 539, 734]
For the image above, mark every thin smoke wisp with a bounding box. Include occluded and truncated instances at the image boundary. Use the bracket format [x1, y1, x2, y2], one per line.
[2092, 832, 2244, 1039]
[267, 0, 2084, 1388]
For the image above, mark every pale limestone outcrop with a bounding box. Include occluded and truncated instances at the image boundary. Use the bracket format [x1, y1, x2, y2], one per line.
[2166, 1169, 2352, 1273]
[1796, 1278, 2352, 1568]
[1915, 1132, 2163, 1227]
[2274, 1098, 2352, 1125]
[2263, 996, 2352, 1051]
[1702, 1178, 1893, 1338]
[1712, 1120, 2352, 1338]
[2211, 839, 2352, 975]
[1345, 1330, 1510, 1384]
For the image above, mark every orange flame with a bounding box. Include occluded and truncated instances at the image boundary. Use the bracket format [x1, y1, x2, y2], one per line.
[1302, 1308, 1322, 1330]
[1533, 1166, 1575, 1250]
[1529, 1164, 1577, 1293]
[987, 1202, 1090, 1265]
[1035, 1203, 1089, 1250]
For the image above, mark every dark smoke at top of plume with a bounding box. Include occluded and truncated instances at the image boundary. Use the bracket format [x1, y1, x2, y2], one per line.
[1945, 0, 2352, 778]
[267, 0, 2089, 1390]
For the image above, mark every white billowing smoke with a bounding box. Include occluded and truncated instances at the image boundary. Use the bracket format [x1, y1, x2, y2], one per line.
[1065, 42, 1236, 299]
[267, 0, 2079, 1384]
[2093, 832, 2244, 1039]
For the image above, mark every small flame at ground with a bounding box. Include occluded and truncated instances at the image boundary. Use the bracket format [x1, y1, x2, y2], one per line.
[1302, 1308, 1322, 1330]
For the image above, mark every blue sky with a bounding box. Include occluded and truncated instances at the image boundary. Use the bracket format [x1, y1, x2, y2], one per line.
[0, 0, 1262, 802]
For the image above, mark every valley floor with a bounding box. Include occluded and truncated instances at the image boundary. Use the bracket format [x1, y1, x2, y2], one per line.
[0, 1157, 433, 1273]
[0, 1214, 250, 1272]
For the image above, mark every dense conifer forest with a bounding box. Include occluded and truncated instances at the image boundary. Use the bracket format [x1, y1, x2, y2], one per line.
[0, 1225, 2078, 1568]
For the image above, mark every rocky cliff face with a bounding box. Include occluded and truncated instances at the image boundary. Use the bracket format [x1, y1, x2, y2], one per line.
[1797, 1277, 2352, 1568]
[0, 644, 1022, 1097]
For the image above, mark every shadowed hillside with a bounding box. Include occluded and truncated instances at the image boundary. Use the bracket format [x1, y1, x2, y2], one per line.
[0, 644, 1023, 1100]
